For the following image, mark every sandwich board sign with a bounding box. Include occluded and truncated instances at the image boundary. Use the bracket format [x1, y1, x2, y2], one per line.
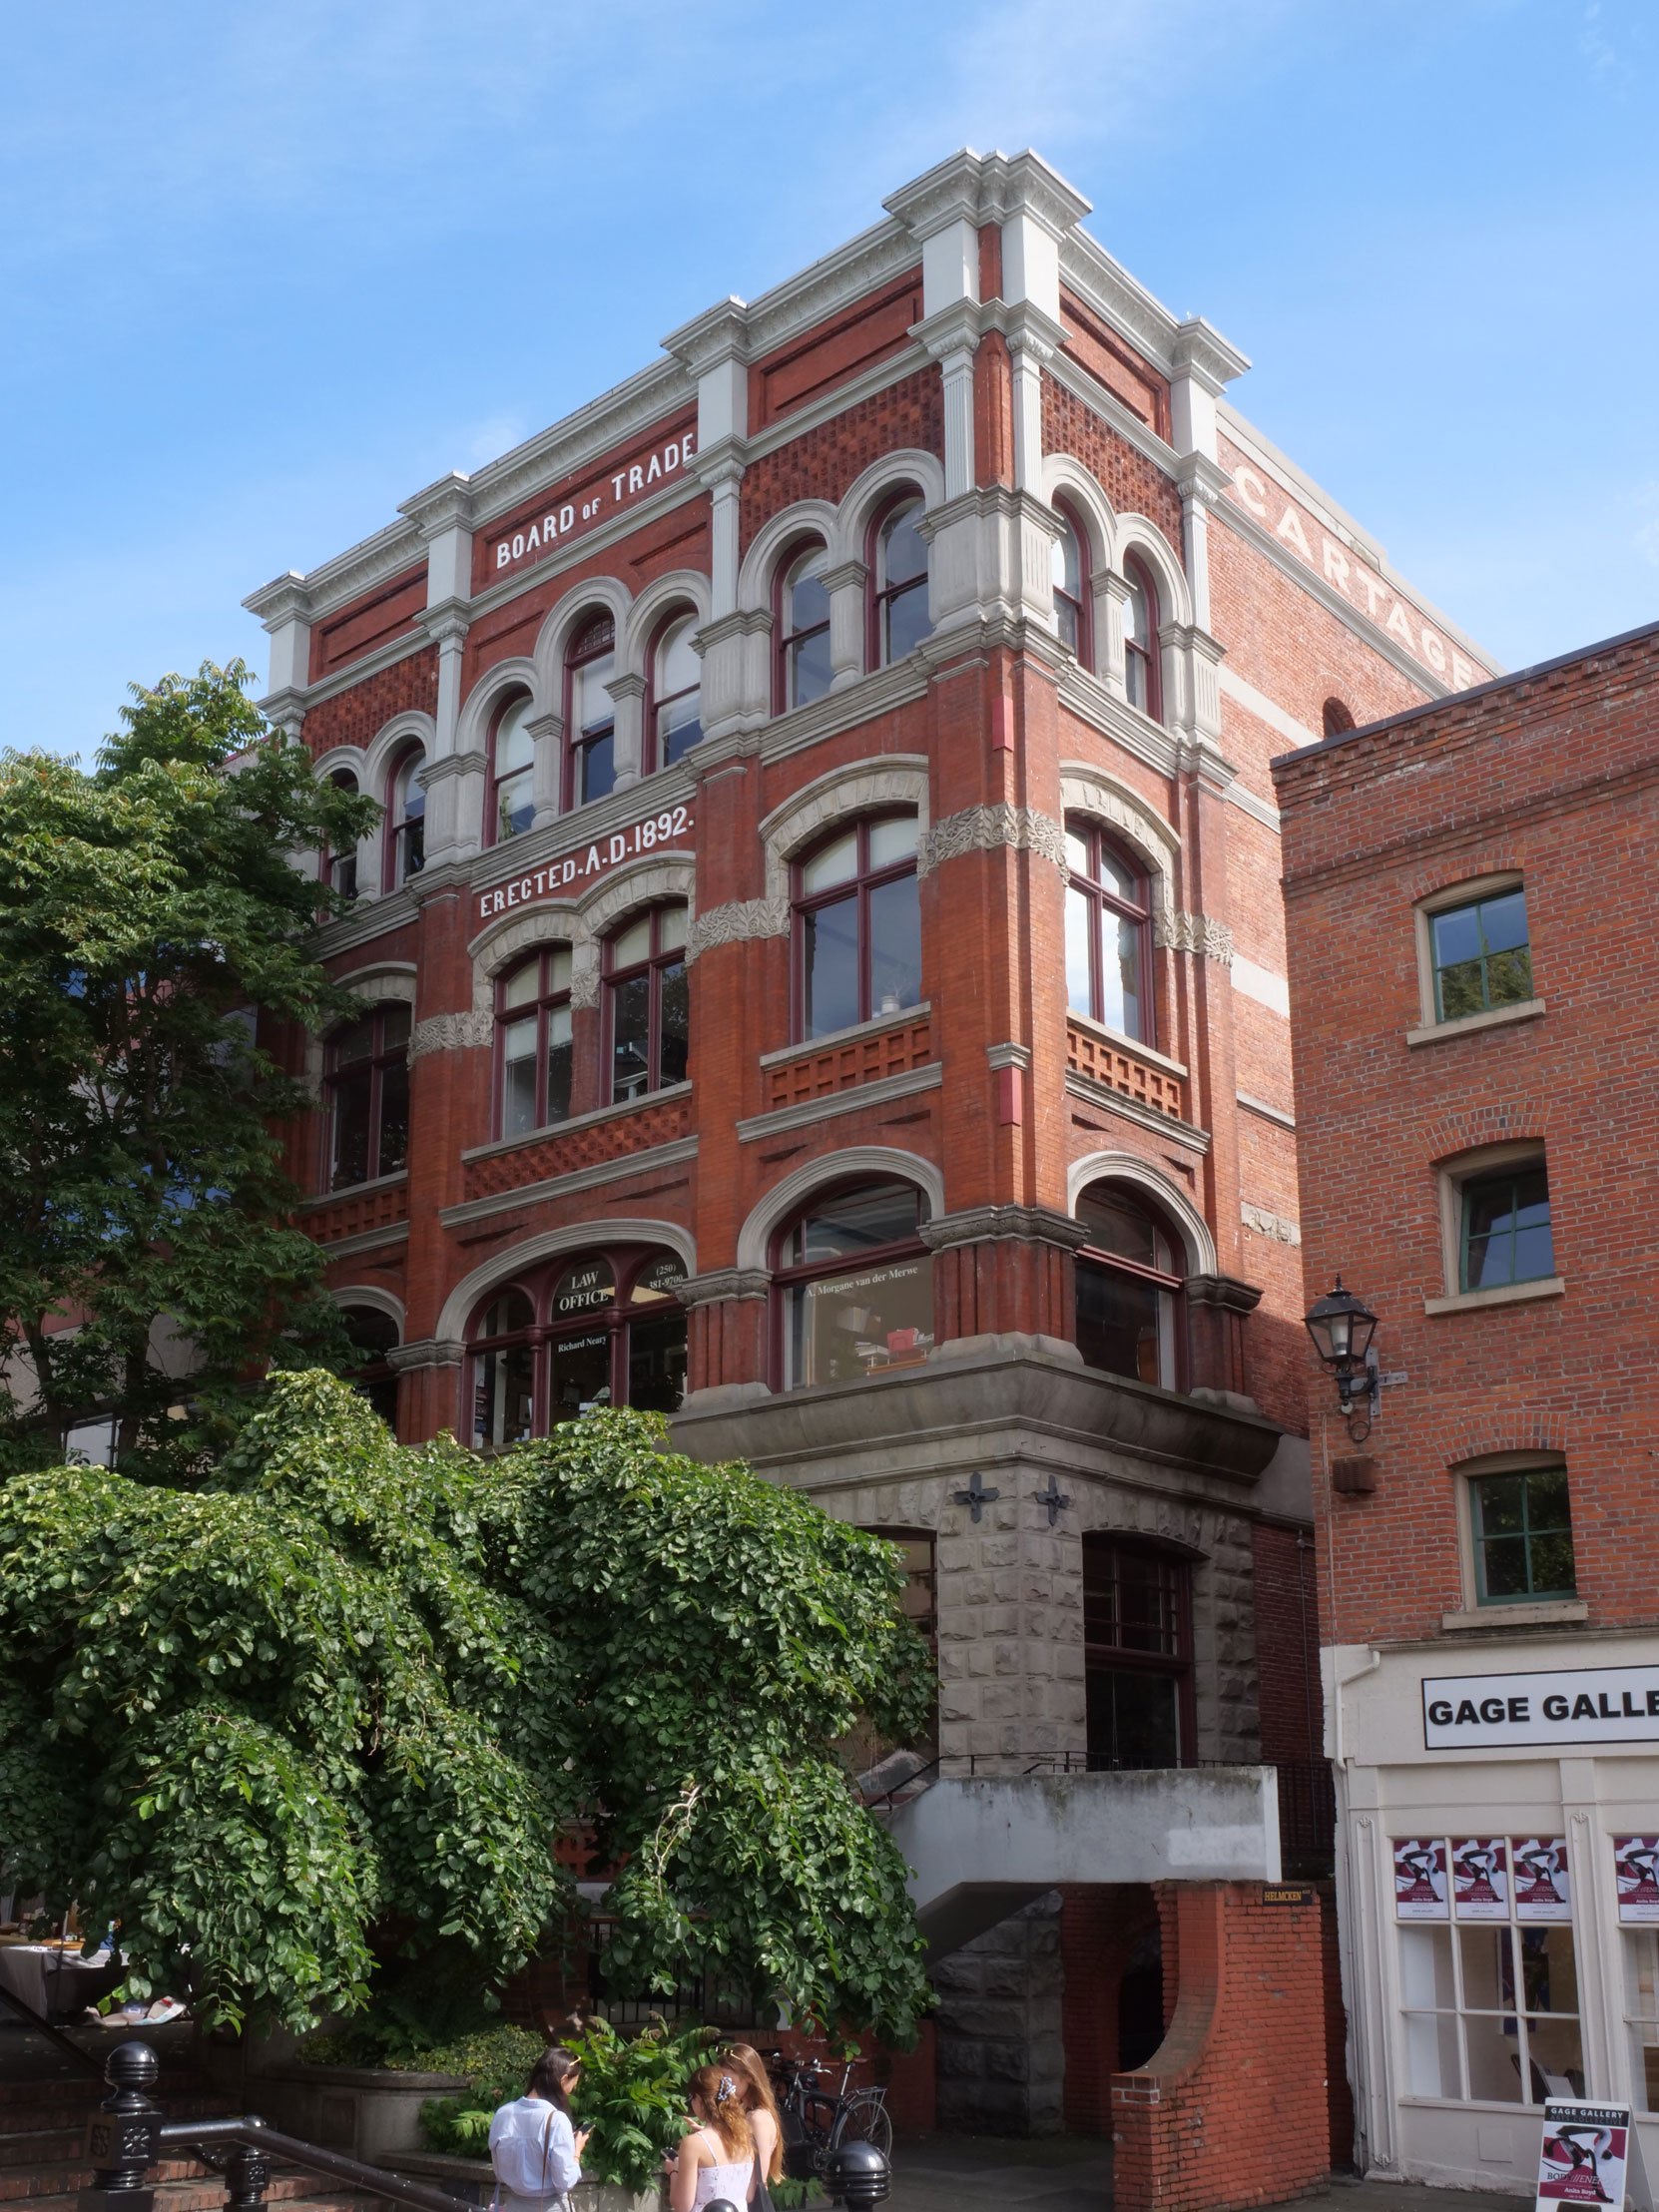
[1535, 2102, 1631, 2212]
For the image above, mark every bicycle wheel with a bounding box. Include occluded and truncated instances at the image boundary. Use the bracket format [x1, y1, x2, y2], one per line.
[831, 2092, 893, 2162]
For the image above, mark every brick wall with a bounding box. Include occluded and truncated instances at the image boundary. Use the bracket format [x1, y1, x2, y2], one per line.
[301, 644, 439, 761]
[738, 368, 944, 556]
[1041, 375, 1183, 558]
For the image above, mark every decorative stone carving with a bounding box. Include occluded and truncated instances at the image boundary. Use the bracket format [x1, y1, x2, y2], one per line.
[917, 804, 1068, 878]
[1154, 908, 1235, 965]
[408, 1010, 492, 1061]
[686, 899, 791, 962]
[1241, 1201, 1302, 1247]
[920, 1203, 1088, 1254]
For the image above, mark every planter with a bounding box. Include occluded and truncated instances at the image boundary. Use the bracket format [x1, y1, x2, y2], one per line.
[254, 2061, 472, 2159]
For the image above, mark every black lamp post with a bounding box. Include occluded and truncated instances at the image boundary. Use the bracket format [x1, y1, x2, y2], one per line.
[1304, 1277, 1381, 1442]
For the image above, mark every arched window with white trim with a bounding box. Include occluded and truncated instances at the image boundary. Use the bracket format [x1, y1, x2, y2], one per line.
[467, 1247, 688, 1446]
[773, 1178, 933, 1389]
[1074, 1180, 1184, 1390]
[777, 542, 831, 712]
[1052, 503, 1090, 661]
[488, 694, 536, 845]
[495, 947, 574, 1138]
[792, 813, 921, 1041]
[868, 494, 931, 667]
[649, 610, 703, 771]
[606, 901, 689, 1104]
[565, 612, 617, 810]
[324, 1002, 410, 1190]
[385, 749, 425, 889]
[1065, 817, 1153, 1042]
[1123, 557, 1162, 722]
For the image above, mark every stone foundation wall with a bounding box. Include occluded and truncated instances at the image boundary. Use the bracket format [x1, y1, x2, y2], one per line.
[931, 1890, 1065, 2134]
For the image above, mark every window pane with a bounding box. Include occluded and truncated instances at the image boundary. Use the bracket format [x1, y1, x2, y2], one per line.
[1125, 646, 1148, 712]
[330, 1067, 372, 1188]
[502, 961, 540, 1010]
[553, 1256, 615, 1317]
[631, 1254, 688, 1306]
[550, 1330, 612, 1418]
[578, 652, 616, 735]
[1480, 889, 1529, 954]
[868, 816, 919, 868]
[658, 692, 703, 764]
[1065, 827, 1090, 873]
[578, 730, 616, 805]
[1461, 2011, 1525, 2102]
[611, 974, 651, 1101]
[881, 502, 928, 587]
[1076, 1261, 1162, 1384]
[1400, 1925, 1457, 2009]
[1097, 847, 1140, 903]
[1459, 1924, 1515, 2011]
[331, 1014, 377, 1067]
[658, 960, 689, 1086]
[548, 946, 573, 994]
[628, 1312, 687, 1412]
[657, 902, 688, 955]
[657, 615, 700, 695]
[546, 1004, 573, 1124]
[1086, 1666, 1178, 1769]
[1052, 519, 1080, 600]
[803, 831, 858, 893]
[398, 757, 426, 821]
[1066, 884, 1094, 1016]
[502, 1016, 539, 1136]
[1624, 1932, 1659, 2114]
[1520, 1926, 1578, 2015]
[480, 1289, 534, 1338]
[790, 625, 832, 708]
[1077, 1192, 1164, 1268]
[791, 1181, 922, 1265]
[867, 873, 922, 1018]
[472, 1343, 534, 1448]
[1102, 911, 1143, 1039]
[1403, 2010, 1462, 2098]
[496, 768, 534, 842]
[790, 552, 830, 631]
[1125, 576, 1152, 650]
[376, 1059, 409, 1175]
[381, 1004, 411, 1049]
[803, 892, 860, 1038]
[1524, 2014, 1584, 2099]
[495, 699, 534, 774]
[612, 915, 653, 967]
[787, 1255, 933, 1386]
[884, 577, 931, 662]
[1118, 1553, 1181, 1654]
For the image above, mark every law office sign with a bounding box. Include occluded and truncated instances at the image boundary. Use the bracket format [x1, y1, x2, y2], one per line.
[1422, 1663, 1659, 1751]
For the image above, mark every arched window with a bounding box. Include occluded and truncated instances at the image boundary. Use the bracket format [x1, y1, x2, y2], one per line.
[324, 769, 359, 900]
[869, 496, 931, 667]
[793, 813, 921, 1041]
[1123, 557, 1161, 721]
[1323, 696, 1357, 738]
[777, 543, 832, 713]
[489, 695, 536, 845]
[1065, 819, 1153, 1042]
[1051, 503, 1090, 660]
[649, 611, 703, 771]
[565, 613, 617, 811]
[1074, 1182, 1183, 1391]
[606, 901, 689, 1104]
[773, 1179, 933, 1389]
[340, 1305, 399, 1428]
[325, 1003, 410, 1190]
[386, 750, 425, 889]
[496, 947, 574, 1138]
[467, 1248, 688, 1446]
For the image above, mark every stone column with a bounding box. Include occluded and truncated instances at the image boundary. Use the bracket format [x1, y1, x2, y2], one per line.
[528, 710, 563, 830]
[606, 670, 646, 788]
[676, 1269, 773, 1407]
[823, 560, 867, 691]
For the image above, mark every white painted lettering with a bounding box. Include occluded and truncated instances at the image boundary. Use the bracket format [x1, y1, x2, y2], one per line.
[609, 833, 626, 862]
[1359, 572, 1388, 619]
[496, 542, 510, 569]
[523, 523, 540, 554]
[646, 453, 662, 483]
[534, 869, 547, 894]
[1322, 538, 1350, 589]
[545, 512, 559, 540]
[612, 474, 626, 499]
[682, 429, 695, 460]
[1385, 599, 1415, 647]
[519, 877, 532, 904]
[665, 440, 679, 470]
[1276, 504, 1313, 560]
[1419, 626, 1446, 673]
[512, 533, 524, 560]
[584, 843, 601, 875]
[562, 857, 577, 884]
[628, 464, 644, 493]
[1451, 652, 1477, 690]
[505, 881, 519, 908]
[560, 503, 575, 532]
[1234, 466, 1269, 516]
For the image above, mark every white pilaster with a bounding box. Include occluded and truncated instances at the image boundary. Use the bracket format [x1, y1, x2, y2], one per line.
[528, 712, 563, 830]
[607, 672, 646, 788]
[823, 561, 868, 691]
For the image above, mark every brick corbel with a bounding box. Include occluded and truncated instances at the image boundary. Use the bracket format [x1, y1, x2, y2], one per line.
[1184, 1272, 1262, 1399]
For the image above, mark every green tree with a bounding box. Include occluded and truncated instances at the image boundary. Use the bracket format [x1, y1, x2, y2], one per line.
[0, 1378, 932, 2045]
[0, 662, 379, 1477]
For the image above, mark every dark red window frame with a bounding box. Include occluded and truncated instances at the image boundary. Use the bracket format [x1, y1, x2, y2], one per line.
[790, 812, 921, 1043]
[1081, 1533, 1196, 1770]
[322, 767, 359, 901]
[1123, 554, 1162, 723]
[644, 604, 703, 775]
[485, 689, 536, 849]
[1073, 1179, 1187, 1393]
[1066, 817, 1154, 1045]
[864, 488, 929, 670]
[465, 1246, 689, 1444]
[324, 1002, 410, 1191]
[768, 1175, 931, 1392]
[774, 537, 831, 715]
[563, 611, 617, 813]
[492, 948, 574, 1141]
[1052, 498, 1092, 665]
[383, 746, 426, 892]
[604, 902, 690, 1104]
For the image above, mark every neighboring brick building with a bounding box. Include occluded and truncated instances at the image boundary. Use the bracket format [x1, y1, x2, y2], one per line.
[1273, 620, 1659, 2193]
[248, 148, 1494, 2187]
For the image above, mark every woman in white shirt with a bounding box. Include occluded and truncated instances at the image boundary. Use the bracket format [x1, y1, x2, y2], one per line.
[668, 2063, 755, 2210]
[488, 2047, 589, 2212]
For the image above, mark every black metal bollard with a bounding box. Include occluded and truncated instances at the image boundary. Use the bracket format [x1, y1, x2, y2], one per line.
[222, 2141, 272, 2212]
[80, 2040, 163, 2212]
[825, 2139, 892, 2209]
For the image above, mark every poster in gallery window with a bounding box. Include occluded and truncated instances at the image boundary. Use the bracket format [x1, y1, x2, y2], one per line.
[1452, 1837, 1510, 1922]
[1615, 1839, 1659, 1926]
[1512, 1838, 1572, 1923]
[1534, 2101, 1630, 2212]
[1393, 1838, 1448, 1920]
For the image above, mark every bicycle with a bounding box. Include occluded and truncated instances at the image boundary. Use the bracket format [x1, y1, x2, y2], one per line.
[766, 2052, 892, 2179]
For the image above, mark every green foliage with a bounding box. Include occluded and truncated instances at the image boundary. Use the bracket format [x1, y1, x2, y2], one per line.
[0, 1385, 933, 2045]
[560, 2015, 713, 2193]
[0, 661, 381, 1479]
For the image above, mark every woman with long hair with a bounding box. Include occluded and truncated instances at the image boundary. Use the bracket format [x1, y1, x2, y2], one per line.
[669, 2060, 756, 2211]
[719, 2044, 784, 2212]
[488, 2046, 589, 2212]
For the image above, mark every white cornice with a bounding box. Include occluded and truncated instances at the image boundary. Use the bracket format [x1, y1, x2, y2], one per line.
[249, 515, 426, 629]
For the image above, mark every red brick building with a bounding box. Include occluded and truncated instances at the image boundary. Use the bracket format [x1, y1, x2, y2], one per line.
[1273, 619, 1659, 2192]
[248, 149, 1494, 2181]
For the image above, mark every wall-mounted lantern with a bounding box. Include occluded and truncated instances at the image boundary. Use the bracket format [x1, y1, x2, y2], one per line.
[1304, 1277, 1381, 1442]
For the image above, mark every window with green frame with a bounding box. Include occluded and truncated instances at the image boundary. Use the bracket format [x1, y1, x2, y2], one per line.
[1469, 1465, 1576, 1603]
[1431, 888, 1532, 1020]
[1460, 1164, 1553, 1290]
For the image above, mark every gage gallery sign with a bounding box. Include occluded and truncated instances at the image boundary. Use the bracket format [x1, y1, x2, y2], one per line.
[1422, 1663, 1659, 1751]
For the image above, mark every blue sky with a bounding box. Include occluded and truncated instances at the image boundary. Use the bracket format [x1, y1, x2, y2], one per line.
[4, 0, 1655, 757]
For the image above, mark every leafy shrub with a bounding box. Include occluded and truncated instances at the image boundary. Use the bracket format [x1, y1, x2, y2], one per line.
[564, 2014, 715, 2195]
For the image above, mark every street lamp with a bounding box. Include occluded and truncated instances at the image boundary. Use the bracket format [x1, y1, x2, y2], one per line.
[1304, 1276, 1381, 1442]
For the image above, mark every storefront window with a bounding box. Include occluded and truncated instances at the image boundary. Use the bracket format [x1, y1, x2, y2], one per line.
[1394, 1835, 1584, 2104]
[466, 1249, 688, 1445]
[776, 1180, 932, 1388]
[1623, 1931, 1659, 2113]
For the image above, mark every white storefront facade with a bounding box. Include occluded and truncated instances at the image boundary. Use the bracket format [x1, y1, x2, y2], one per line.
[1333, 1628, 1659, 2201]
